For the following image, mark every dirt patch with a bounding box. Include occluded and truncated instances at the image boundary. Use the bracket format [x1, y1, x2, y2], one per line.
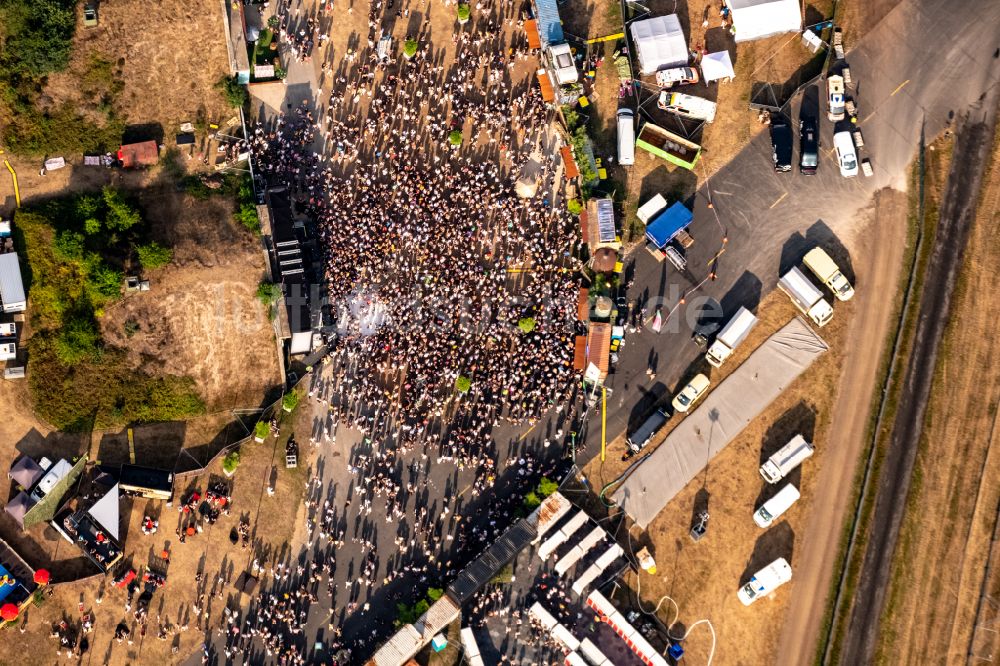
[46, 0, 232, 144]
[100, 186, 280, 410]
[838, 93, 1000, 663]
[875, 120, 1000, 664]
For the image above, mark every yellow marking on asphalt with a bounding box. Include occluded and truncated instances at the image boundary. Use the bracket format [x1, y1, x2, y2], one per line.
[769, 192, 788, 209]
[890, 79, 910, 97]
[706, 247, 727, 266]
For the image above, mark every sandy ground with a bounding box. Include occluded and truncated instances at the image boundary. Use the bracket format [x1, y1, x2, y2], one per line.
[875, 129, 1000, 664]
[774, 187, 909, 664]
[0, 411, 309, 666]
[100, 184, 280, 411]
[583, 285, 849, 666]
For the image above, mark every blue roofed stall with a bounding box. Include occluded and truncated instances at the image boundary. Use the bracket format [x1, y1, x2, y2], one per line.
[644, 201, 693, 248]
[532, 0, 565, 46]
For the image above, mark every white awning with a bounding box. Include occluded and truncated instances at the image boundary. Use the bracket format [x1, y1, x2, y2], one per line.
[726, 0, 802, 42]
[702, 50, 736, 82]
[629, 15, 689, 74]
[88, 483, 120, 541]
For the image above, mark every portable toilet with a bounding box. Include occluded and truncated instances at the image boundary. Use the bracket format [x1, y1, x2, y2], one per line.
[431, 633, 448, 652]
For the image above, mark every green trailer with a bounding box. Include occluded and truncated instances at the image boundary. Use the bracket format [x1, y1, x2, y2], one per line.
[635, 122, 702, 170]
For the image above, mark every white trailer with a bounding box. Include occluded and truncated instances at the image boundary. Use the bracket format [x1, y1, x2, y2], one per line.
[0, 253, 26, 313]
[0, 322, 15, 337]
[778, 267, 833, 327]
[705, 306, 758, 367]
[636, 194, 667, 224]
[759, 434, 815, 483]
[0, 342, 14, 361]
[737, 557, 792, 605]
[803, 247, 855, 301]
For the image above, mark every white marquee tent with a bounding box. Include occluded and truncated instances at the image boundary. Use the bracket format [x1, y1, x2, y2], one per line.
[701, 50, 735, 83]
[88, 483, 120, 540]
[629, 15, 688, 75]
[726, 0, 802, 43]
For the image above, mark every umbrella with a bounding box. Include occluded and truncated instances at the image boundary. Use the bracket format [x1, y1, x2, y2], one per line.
[33, 569, 50, 585]
[0, 603, 18, 621]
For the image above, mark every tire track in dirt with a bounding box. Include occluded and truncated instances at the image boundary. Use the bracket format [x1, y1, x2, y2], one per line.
[838, 91, 1000, 665]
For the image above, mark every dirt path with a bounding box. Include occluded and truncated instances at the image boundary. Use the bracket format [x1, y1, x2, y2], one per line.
[773, 188, 909, 664]
[839, 93, 1000, 665]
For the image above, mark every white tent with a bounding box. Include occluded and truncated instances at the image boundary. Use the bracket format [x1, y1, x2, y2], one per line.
[701, 50, 735, 83]
[88, 483, 120, 541]
[629, 15, 689, 75]
[726, 0, 802, 43]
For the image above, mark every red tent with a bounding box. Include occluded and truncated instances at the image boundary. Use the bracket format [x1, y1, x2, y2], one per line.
[33, 569, 50, 585]
[0, 603, 18, 621]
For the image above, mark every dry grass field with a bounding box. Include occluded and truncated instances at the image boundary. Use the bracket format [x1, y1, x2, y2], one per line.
[874, 124, 1000, 664]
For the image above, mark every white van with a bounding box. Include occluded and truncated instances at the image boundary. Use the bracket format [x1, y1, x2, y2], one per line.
[833, 130, 859, 177]
[803, 247, 855, 301]
[617, 109, 635, 166]
[753, 484, 801, 528]
[760, 434, 815, 484]
[657, 92, 717, 123]
[738, 558, 792, 605]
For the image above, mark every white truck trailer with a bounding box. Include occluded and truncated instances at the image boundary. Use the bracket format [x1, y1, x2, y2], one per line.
[803, 247, 855, 301]
[705, 306, 758, 367]
[759, 434, 815, 483]
[0, 253, 26, 313]
[738, 557, 792, 605]
[778, 267, 833, 327]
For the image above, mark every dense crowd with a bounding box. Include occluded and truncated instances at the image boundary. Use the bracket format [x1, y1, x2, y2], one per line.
[236, 0, 589, 660]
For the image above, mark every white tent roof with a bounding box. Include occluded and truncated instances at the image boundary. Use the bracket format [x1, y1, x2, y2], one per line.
[726, 0, 802, 43]
[629, 15, 689, 74]
[88, 483, 120, 541]
[702, 50, 736, 82]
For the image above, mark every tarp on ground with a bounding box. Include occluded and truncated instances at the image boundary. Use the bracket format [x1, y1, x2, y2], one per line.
[629, 15, 689, 74]
[726, 0, 802, 42]
[701, 50, 735, 82]
[611, 317, 828, 528]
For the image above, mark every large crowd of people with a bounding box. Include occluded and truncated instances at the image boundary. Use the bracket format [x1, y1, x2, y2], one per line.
[234, 0, 589, 660]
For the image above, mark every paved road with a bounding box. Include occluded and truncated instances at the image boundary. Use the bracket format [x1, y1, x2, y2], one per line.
[591, 0, 1000, 462]
[837, 73, 1000, 666]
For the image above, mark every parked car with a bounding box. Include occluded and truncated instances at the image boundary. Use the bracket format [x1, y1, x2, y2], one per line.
[671, 373, 710, 413]
[799, 115, 819, 174]
[770, 116, 793, 172]
[83, 2, 98, 27]
[834, 130, 859, 177]
[657, 92, 717, 123]
[654, 67, 700, 88]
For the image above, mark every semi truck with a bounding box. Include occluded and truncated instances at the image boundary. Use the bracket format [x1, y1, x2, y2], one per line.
[705, 306, 758, 367]
[759, 434, 815, 483]
[827, 74, 845, 121]
[738, 557, 792, 605]
[803, 247, 855, 301]
[778, 267, 833, 327]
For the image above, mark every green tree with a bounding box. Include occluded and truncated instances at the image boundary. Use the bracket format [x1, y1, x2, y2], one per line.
[87, 261, 123, 298]
[254, 421, 270, 440]
[282, 390, 301, 412]
[102, 187, 141, 231]
[517, 317, 536, 334]
[256, 281, 281, 305]
[403, 38, 418, 58]
[567, 199, 583, 215]
[222, 451, 240, 474]
[455, 375, 471, 393]
[53, 230, 85, 261]
[537, 476, 558, 498]
[427, 587, 444, 601]
[84, 218, 101, 235]
[448, 130, 463, 147]
[216, 75, 249, 108]
[236, 204, 260, 234]
[523, 491, 541, 510]
[137, 242, 173, 269]
[75, 194, 101, 221]
[0, 0, 77, 78]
